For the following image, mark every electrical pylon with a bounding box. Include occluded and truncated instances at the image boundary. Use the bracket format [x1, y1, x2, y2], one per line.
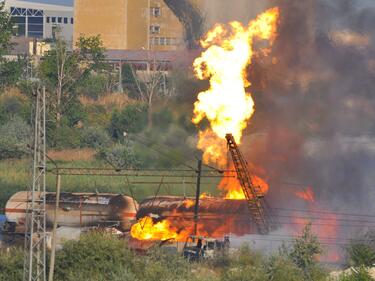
[23, 86, 47, 281]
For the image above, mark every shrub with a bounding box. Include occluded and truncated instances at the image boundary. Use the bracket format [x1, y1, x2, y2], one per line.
[55, 232, 133, 281]
[265, 255, 302, 281]
[49, 125, 81, 149]
[280, 224, 327, 281]
[97, 142, 139, 169]
[339, 267, 375, 281]
[0, 94, 30, 123]
[109, 104, 148, 139]
[0, 247, 23, 281]
[0, 117, 31, 159]
[131, 248, 193, 281]
[77, 73, 112, 100]
[64, 100, 87, 127]
[346, 242, 375, 267]
[152, 109, 173, 131]
[80, 126, 111, 149]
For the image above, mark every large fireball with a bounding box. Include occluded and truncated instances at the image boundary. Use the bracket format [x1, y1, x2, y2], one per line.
[193, 7, 280, 167]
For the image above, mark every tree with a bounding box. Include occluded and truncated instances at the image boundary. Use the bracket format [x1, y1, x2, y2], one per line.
[130, 58, 170, 128]
[39, 34, 106, 126]
[109, 104, 148, 139]
[0, 116, 32, 159]
[0, 2, 12, 57]
[281, 223, 326, 281]
[288, 224, 322, 270]
[0, 3, 25, 89]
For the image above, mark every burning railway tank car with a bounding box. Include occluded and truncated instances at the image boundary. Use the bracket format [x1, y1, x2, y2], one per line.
[136, 196, 258, 238]
[4, 191, 138, 233]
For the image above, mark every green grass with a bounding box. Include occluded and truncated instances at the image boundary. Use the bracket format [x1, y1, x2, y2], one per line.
[0, 158, 221, 211]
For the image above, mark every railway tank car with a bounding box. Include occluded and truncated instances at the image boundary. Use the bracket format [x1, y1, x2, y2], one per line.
[4, 191, 138, 233]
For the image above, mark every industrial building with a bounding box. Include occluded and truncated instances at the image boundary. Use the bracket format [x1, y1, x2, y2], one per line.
[74, 0, 202, 51]
[4, 0, 74, 42]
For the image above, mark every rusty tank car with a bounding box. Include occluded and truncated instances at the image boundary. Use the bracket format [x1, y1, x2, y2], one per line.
[4, 191, 138, 233]
[136, 196, 258, 237]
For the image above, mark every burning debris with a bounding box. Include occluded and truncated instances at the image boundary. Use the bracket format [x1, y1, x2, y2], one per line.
[130, 196, 257, 242]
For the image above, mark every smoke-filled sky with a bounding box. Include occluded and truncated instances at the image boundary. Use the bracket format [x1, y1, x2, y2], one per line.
[200, 0, 375, 241]
[230, 0, 375, 239]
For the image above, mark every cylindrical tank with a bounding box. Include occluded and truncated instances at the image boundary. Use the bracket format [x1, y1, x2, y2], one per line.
[4, 191, 138, 233]
[136, 196, 257, 237]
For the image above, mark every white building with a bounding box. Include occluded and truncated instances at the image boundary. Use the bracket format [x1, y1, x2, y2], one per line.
[4, 0, 74, 43]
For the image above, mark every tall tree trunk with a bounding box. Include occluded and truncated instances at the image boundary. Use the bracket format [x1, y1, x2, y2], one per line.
[148, 97, 153, 129]
[56, 76, 63, 127]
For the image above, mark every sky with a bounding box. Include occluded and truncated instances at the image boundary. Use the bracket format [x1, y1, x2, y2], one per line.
[23, 0, 375, 9]
[23, 0, 73, 6]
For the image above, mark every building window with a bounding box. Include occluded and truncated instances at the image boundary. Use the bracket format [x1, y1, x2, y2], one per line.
[52, 17, 56, 23]
[11, 17, 26, 36]
[46, 17, 50, 23]
[151, 37, 178, 46]
[28, 16, 43, 38]
[151, 7, 161, 17]
[52, 25, 58, 40]
[150, 25, 160, 34]
[58, 17, 62, 23]
[71, 18, 74, 24]
[63, 17, 68, 24]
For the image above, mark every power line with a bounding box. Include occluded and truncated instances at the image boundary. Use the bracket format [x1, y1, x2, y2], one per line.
[271, 207, 375, 219]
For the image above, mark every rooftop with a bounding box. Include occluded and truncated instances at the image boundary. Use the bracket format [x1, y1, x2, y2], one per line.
[4, 0, 73, 11]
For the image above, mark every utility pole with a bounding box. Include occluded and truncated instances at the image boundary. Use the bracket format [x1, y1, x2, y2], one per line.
[23, 86, 47, 281]
[193, 159, 202, 237]
[48, 173, 61, 281]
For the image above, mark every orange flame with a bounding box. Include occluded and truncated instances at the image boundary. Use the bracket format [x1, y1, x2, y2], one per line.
[192, 7, 280, 167]
[219, 164, 269, 200]
[130, 216, 188, 241]
[295, 187, 315, 203]
[182, 199, 195, 208]
[200, 192, 210, 199]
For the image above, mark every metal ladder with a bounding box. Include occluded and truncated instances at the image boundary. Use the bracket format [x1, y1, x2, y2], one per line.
[225, 134, 269, 234]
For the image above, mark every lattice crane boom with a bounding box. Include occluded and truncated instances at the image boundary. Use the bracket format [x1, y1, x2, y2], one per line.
[225, 134, 269, 234]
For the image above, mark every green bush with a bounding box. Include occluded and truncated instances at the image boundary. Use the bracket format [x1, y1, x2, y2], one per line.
[265, 255, 302, 281]
[49, 125, 81, 149]
[346, 242, 375, 267]
[97, 142, 139, 169]
[152, 109, 173, 131]
[80, 126, 111, 149]
[0, 247, 23, 281]
[64, 101, 87, 127]
[0, 117, 31, 159]
[277, 224, 327, 281]
[77, 73, 115, 100]
[55, 232, 133, 281]
[0, 94, 30, 123]
[339, 267, 375, 281]
[54, 231, 194, 281]
[121, 63, 138, 99]
[109, 104, 148, 139]
[0, 58, 25, 89]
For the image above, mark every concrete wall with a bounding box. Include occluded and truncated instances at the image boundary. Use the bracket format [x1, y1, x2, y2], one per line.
[126, 0, 148, 50]
[44, 11, 74, 43]
[74, 0, 205, 51]
[74, 0, 128, 50]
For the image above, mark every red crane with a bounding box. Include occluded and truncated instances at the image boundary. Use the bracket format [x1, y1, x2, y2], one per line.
[225, 133, 270, 234]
